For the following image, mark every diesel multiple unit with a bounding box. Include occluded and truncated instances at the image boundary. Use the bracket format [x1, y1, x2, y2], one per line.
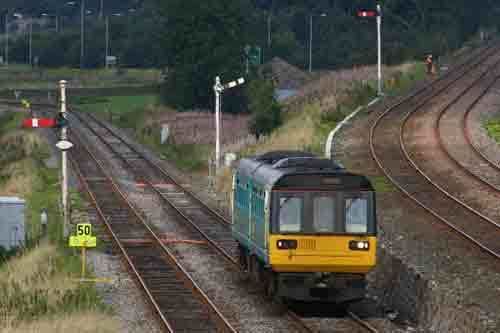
[232, 151, 377, 302]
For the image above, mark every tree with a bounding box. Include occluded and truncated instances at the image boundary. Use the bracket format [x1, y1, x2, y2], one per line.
[157, 0, 251, 109]
[246, 78, 282, 139]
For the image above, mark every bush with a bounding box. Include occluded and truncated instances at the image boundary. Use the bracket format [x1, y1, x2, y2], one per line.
[247, 78, 282, 139]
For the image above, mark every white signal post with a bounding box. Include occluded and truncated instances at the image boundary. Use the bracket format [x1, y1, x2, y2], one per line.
[213, 76, 245, 171]
[377, 3, 383, 96]
[60, 80, 69, 238]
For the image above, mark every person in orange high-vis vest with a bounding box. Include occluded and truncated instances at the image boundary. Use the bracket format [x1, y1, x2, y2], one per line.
[425, 54, 433, 75]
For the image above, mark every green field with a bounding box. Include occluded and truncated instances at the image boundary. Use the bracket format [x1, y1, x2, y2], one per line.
[0, 66, 161, 90]
[74, 95, 158, 115]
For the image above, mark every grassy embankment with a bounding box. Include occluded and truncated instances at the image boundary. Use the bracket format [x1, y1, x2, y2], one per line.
[0, 111, 118, 332]
[0, 65, 161, 90]
[74, 94, 211, 172]
[72, 62, 427, 196]
[213, 62, 426, 195]
[484, 118, 500, 143]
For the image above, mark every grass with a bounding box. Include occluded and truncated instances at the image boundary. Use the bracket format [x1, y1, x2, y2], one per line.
[0, 111, 117, 330]
[484, 118, 500, 143]
[0, 243, 117, 331]
[0, 66, 161, 90]
[74, 94, 158, 116]
[76, 95, 211, 172]
[369, 176, 396, 193]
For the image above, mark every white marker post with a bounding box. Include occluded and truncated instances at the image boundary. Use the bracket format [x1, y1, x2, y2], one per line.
[213, 76, 245, 171]
[377, 3, 383, 96]
[60, 80, 69, 238]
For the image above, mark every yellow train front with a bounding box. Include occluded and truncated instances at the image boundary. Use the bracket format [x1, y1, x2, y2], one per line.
[232, 151, 376, 303]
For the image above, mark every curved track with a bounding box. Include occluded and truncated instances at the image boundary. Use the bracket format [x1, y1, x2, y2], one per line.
[370, 43, 500, 259]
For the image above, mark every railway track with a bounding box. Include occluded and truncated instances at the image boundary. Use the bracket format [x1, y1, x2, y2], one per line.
[70, 110, 381, 332]
[0, 89, 383, 332]
[68, 127, 237, 332]
[370, 42, 500, 260]
[72, 111, 239, 264]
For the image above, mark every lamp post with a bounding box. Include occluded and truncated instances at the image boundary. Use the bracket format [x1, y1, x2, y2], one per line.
[29, 20, 32, 66]
[308, 12, 327, 73]
[267, 11, 271, 48]
[41, 13, 59, 33]
[65, 1, 86, 68]
[80, 0, 85, 69]
[4, 13, 8, 67]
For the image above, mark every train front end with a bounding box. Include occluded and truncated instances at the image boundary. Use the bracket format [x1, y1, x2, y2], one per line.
[268, 173, 377, 303]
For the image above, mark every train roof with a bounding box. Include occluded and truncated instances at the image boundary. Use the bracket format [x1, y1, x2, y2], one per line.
[237, 151, 372, 189]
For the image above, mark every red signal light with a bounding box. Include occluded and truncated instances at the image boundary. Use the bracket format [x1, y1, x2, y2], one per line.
[22, 118, 56, 128]
[357, 10, 378, 18]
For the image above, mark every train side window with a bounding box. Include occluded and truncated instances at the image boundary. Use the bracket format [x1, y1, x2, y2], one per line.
[313, 196, 335, 232]
[344, 197, 368, 233]
[278, 197, 302, 232]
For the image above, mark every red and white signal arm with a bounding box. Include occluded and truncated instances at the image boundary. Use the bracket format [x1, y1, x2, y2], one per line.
[22, 118, 56, 128]
[357, 9, 379, 18]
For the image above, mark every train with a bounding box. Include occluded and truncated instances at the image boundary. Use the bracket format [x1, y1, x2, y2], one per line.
[231, 151, 377, 303]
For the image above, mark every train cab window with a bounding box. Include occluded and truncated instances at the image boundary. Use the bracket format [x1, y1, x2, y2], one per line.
[313, 196, 335, 232]
[279, 197, 302, 232]
[344, 197, 368, 233]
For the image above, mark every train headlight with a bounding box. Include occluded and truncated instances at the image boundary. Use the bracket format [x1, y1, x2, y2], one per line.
[277, 239, 297, 249]
[349, 240, 369, 251]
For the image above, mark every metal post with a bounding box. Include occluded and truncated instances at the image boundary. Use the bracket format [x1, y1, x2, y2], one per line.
[377, 4, 383, 96]
[214, 76, 222, 171]
[5, 13, 8, 67]
[81, 247, 86, 278]
[56, 15, 59, 33]
[308, 14, 312, 73]
[60, 80, 69, 238]
[99, 0, 104, 20]
[105, 16, 109, 69]
[29, 21, 32, 66]
[267, 12, 271, 48]
[80, 0, 85, 69]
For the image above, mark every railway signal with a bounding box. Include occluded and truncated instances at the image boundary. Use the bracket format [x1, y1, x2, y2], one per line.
[357, 9, 379, 18]
[22, 114, 69, 129]
[22, 117, 56, 128]
[356, 4, 383, 96]
[213, 76, 245, 171]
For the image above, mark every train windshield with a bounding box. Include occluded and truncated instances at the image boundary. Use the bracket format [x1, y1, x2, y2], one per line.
[279, 197, 303, 232]
[274, 191, 374, 234]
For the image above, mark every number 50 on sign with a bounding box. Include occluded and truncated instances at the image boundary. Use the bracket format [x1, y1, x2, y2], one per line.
[69, 223, 97, 247]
